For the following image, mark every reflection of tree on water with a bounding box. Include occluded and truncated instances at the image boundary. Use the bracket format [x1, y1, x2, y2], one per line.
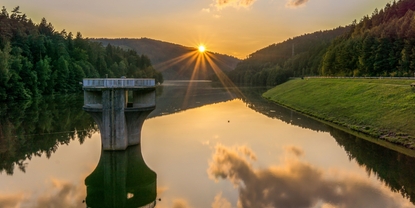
[149, 81, 236, 118]
[239, 87, 415, 206]
[85, 144, 156, 208]
[150, 83, 329, 134]
[238, 87, 328, 133]
[0, 95, 97, 175]
[330, 126, 415, 204]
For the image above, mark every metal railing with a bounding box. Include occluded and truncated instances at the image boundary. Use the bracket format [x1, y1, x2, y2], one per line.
[83, 78, 155, 88]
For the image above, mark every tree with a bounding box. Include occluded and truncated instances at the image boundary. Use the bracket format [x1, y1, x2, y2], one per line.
[35, 56, 51, 93]
[373, 38, 392, 76]
[0, 7, 163, 100]
[54, 56, 69, 92]
[0, 41, 11, 100]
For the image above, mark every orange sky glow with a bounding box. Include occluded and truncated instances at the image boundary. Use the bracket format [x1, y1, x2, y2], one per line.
[3, 0, 393, 59]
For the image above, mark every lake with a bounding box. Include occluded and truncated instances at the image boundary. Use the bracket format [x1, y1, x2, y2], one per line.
[1, 80, 415, 208]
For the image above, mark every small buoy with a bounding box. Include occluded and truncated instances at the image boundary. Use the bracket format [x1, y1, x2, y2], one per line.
[228, 120, 230, 123]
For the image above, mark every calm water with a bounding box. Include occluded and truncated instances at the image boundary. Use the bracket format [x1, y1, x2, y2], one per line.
[1, 81, 415, 208]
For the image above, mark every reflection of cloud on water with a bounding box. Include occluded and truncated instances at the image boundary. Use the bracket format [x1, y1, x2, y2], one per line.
[0, 178, 85, 208]
[212, 192, 233, 208]
[172, 198, 191, 208]
[284, 145, 304, 157]
[158, 186, 169, 196]
[33, 178, 85, 208]
[208, 144, 414, 208]
[0, 193, 25, 208]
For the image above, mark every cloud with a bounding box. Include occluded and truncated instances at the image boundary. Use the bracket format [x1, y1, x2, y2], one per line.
[202, 8, 211, 13]
[207, 144, 411, 208]
[214, 0, 257, 9]
[286, 0, 309, 8]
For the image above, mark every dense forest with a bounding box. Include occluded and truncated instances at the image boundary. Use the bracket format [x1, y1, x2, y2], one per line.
[0, 6, 163, 101]
[229, 27, 349, 85]
[230, 0, 415, 86]
[94, 38, 240, 80]
[321, 0, 415, 77]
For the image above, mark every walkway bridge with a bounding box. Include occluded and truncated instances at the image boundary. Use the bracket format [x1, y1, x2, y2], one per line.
[83, 78, 156, 150]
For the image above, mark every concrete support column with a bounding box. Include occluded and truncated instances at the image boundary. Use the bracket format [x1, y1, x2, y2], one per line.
[101, 90, 112, 149]
[113, 89, 127, 149]
[102, 89, 128, 150]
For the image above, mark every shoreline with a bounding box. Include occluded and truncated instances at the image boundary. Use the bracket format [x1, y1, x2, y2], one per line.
[263, 78, 415, 152]
[263, 98, 415, 158]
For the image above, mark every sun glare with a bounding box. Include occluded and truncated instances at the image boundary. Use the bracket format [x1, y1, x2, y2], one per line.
[198, 45, 206, 53]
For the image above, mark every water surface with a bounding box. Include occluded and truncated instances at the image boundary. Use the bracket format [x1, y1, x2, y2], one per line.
[1, 81, 415, 208]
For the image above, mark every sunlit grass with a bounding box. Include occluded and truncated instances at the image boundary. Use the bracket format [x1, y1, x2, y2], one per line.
[263, 78, 415, 148]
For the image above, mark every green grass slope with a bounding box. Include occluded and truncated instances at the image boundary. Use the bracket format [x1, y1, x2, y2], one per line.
[263, 78, 415, 149]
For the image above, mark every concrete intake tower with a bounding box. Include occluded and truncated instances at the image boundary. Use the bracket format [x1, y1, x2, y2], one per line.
[82, 78, 156, 150]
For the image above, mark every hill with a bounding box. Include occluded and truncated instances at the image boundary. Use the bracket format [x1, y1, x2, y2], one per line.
[320, 0, 415, 77]
[263, 78, 415, 149]
[0, 6, 162, 101]
[230, 0, 415, 86]
[93, 38, 241, 80]
[228, 27, 350, 85]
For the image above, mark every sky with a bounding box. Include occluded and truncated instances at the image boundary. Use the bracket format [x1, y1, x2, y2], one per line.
[3, 0, 393, 59]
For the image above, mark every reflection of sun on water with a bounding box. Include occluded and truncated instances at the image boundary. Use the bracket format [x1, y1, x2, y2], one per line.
[152, 41, 245, 109]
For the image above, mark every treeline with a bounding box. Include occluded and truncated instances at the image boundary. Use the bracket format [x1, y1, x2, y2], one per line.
[322, 0, 415, 77]
[229, 27, 349, 86]
[94, 38, 240, 80]
[0, 6, 163, 101]
[229, 0, 415, 86]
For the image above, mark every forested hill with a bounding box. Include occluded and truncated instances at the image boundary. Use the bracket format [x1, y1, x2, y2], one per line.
[0, 6, 162, 101]
[230, 0, 415, 86]
[93, 38, 241, 80]
[321, 0, 415, 77]
[229, 26, 350, 85]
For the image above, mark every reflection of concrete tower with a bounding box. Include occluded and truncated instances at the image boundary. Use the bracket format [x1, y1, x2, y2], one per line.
[85, 144, 157, 208]
[82, 78, 156, 150]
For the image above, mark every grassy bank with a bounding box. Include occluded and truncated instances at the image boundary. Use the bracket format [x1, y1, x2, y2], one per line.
[263, 78, 415, 149]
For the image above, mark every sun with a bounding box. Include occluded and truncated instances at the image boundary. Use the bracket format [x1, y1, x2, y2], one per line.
[198, 45, 206, 53]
